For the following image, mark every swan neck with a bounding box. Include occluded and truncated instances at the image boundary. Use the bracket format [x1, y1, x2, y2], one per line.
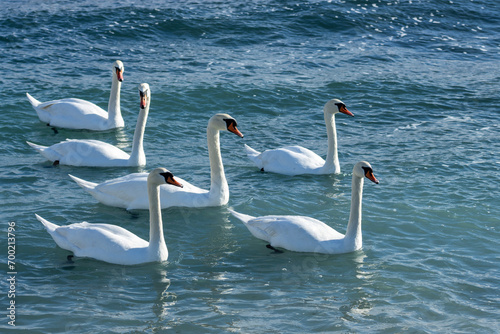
[128, 103, 148, 166]
[107, 75, 123, 126]
[323, 112, 340, 173]
[207, 126, 228, 202]
[344, 175, 364, 247]
[148, 182, 166, 253]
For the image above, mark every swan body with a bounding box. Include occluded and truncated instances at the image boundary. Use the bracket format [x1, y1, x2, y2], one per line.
[27, 83, 151, 167]
[229, 161, 379, 254]
[27, 60, 125, 131]
[36, 168, 183, 265]
[245, 99, 353, 175]
[68, 113, 244, 209]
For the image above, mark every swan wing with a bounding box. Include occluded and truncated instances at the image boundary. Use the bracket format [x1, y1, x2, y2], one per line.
[48, 139, 129, 166]
[88, 173, 151, 209]
[74, 172, 209, 210]
[36, 213, 148, 261]
[124, 183, 209, 209]
[31, 96, 109, 130]
[157, 176, 210, 209]
[52, 222, 147, 257]
[246, 215, 344, 252]
[256, 145, 325, 175]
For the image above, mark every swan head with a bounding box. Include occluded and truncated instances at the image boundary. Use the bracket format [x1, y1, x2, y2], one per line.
[324, 99, 354, 117]
[148, 167, 183, 188]
[113, 60, 124, 82]
[138, 83, 151, 109]
[353, 161, 379, 184]
[208, 113, 244, 138]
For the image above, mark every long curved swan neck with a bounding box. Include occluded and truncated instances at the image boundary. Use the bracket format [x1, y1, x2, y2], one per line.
[322, 112, 340, 173]
[107, 75, 123, 127]
[128, 104, 148, 166]
[207, 126, 229, 202]
[344, 174, 364, 248]
[147, 182, 166, 256]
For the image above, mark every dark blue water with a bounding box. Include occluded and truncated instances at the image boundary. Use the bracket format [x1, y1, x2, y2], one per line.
[1, 0, 499, 332]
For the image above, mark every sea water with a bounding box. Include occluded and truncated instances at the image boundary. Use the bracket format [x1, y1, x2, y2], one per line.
[0, 0, 499, 332]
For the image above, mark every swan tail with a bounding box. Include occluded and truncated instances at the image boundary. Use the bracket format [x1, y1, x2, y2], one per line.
[27, 92, 52, 123]
[229, 209, 271, 242]
[35, 214, 59, 232]
[69, 174, 129, 208]
[68, 174, 98, 192]
[27, 141, 61, 162]
[26, 92, 42, 108]
[35, 214, 77, 253]
[244, 144, 260, 158]
[244, 144, 264, 168]
[26, 141, 47, 153]
[228, 209, 255, 224]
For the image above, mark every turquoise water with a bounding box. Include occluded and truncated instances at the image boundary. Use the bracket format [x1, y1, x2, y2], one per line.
[1, 0, 499, 332]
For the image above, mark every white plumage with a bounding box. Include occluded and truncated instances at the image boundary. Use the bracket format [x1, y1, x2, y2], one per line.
[27, 60, 125, 131]
[68, 113, 243, 209]
[245, 98, 353, 175]
[36, 168, 183, 265]
[27, 83, 151, 167]
[230, 161, 379, 254]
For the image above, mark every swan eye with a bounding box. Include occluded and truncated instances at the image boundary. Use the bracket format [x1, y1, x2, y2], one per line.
[115, 67, 124, 82]
[223, 118, 244, 138]
[223, 118, 237, 128]
[335, 103, 345, 111]
[361, 166, 375, 180]
[361, 166, 372, 175]
[160, 172, 174, 180]
[160, 172, 183, 188]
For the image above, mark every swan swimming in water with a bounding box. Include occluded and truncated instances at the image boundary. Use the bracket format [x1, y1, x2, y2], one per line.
[26, 83, 151, 167]
[35, 168, 183, 265]
[229, 161, 379, 254]
[244, 98, 353, 175]
[68, 113, 244, 209]
[27, 60, 125, 131]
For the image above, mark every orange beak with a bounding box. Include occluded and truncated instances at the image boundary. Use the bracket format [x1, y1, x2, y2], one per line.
[140, 94, 147, 109]
[167, 175, 183, 188]
[227, 123, 244, 138]
[116, 68, 124, 82]
[340, 105, 354, 117]
[365, 170, 379, 184]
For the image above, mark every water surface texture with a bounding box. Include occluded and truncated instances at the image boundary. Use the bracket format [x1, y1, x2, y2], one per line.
[1, 0, 499, 333]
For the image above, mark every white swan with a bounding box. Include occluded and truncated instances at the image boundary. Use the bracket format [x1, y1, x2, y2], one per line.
[68, 113, 244, 209]
[26, 83, 151, 167]
[245, 99, 353, 175]
[35, 168, 182, 265]
[27, 60, 125, 131]
[229, 161, 378, 254]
